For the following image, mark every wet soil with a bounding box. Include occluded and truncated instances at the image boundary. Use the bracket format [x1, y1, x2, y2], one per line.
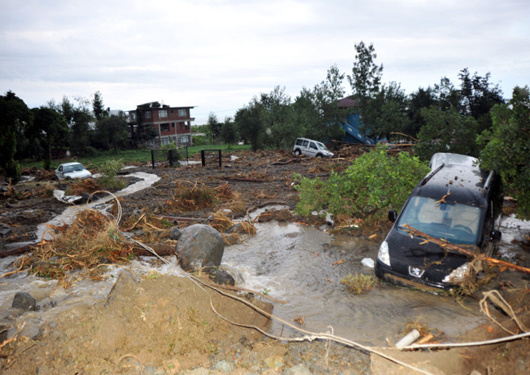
[1, 148, 529, 374]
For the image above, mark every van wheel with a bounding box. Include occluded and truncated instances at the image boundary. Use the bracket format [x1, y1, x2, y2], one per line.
[316, 153, 323, 158]
[294, 149, 301, 156]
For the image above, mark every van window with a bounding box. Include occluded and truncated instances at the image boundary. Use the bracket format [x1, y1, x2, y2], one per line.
[309, 142, 318, 150]
[296, 139, 303, 146]
[302, 140, 309, 147]
[397, 196, 482, 245]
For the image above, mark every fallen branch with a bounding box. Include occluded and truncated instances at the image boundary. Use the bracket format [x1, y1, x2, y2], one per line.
[403, 224, 530, 274]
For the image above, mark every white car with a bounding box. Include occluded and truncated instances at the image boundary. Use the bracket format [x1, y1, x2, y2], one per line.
[55, 162, 92, 180]
[293, 137, 334, 158]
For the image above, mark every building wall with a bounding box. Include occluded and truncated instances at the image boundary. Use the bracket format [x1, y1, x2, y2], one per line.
[134, 105, 194, 148]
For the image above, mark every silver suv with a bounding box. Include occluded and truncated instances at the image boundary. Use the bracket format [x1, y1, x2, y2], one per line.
[293, 138, 334, 158]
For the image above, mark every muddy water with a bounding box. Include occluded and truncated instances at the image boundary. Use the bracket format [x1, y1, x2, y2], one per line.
[222, 221, 490, 346]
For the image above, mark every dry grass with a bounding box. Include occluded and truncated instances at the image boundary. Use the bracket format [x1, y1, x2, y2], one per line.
[64, 178, 103, 196]
[18, 210, 133, 287]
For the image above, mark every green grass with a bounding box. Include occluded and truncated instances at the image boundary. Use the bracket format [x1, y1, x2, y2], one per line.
[20, 144, 251, 171]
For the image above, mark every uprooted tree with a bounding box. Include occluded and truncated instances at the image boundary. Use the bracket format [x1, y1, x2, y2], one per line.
[293, 145, 430, 225]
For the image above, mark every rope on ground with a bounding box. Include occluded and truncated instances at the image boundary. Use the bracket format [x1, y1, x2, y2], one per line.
[187, 274, 434, 375]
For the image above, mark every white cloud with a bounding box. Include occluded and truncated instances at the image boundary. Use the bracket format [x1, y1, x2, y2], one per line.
[1, 0, 529, 124]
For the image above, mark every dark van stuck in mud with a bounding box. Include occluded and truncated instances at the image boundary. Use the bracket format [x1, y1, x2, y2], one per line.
[375, 153, 503, 291]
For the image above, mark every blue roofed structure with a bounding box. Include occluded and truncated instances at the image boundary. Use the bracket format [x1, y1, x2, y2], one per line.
[336, 97, 378, 145]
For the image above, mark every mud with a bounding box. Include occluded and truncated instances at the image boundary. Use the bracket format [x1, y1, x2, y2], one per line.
[1, 148, 529, 374]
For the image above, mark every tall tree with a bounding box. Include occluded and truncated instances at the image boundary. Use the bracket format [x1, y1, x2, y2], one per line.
[235, 101, 263, 151]
[258, 86, 295, 149]
[347, 41, 383, 100]
[458, 68, 504, 133]
[220, 116, 238, 145]
[415, 106, 480, 160]
[92, 91, 108, 121]
[93, 114, 129, 151]
[32, 106, 69, 169]
[478, 86, 530, 219]
[207, 112, 222, 143]
[406, 87, 437, 138]
[361, 81, 408, 140]
[0, 91, 31, 182]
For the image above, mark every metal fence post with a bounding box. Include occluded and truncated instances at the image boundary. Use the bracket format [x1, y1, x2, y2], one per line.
[151, 150, 155, 169]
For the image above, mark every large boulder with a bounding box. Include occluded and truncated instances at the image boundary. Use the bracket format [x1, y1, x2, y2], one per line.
[176, 224, 225, 272]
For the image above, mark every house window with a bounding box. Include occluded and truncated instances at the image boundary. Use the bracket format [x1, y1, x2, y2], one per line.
[180, 135, 190, 144]
[160, 123, 170, 132]
[130, 112, 136, 120]
[144, 111, 152, 119]
[159, 109, 168, 118]
[178, 109, 187, 117]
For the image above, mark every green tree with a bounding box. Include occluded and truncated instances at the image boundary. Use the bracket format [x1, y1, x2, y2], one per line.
[311, 65, 348, 142]
[415, 106, 480, 160]
[235, 101, 263, 151]
[458, 68, 504, 134]
[220, 117, 238, 145]
[0, 91, 32, 182]
[258, 86, 296, 149]
[406, 87, 437, 138]
[361, 82, 408, 140]
[347, 41, 383, 100]
[93, 114, 129, 151]
[133, 103, 158, 147]
[294, 145, 429, 224]
[207, 112, 222, 143]
[478, 86, 530, 219]
[32, 106, 69, 169]
[92, 91, 108, 121]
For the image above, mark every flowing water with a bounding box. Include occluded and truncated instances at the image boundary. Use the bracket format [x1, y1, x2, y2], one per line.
[1, 173, 528, 346]
[222, 221, 490, 346]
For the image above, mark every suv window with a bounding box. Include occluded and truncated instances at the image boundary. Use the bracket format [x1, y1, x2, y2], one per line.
[397, 196, 481, 245]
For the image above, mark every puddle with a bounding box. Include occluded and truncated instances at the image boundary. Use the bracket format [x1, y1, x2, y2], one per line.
[222, 222, 491, 345]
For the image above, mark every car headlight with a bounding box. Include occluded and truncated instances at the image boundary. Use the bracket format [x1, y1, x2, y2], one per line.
[442, 262, 470, 283]
[377, 241, 391, 266]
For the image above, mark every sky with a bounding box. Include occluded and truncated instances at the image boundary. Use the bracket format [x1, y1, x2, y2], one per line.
[1, 0, 529, 125]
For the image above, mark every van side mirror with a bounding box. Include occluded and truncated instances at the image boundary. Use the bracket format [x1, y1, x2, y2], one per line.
[490, 229, 502, 242]
[388, 209, 397, 223]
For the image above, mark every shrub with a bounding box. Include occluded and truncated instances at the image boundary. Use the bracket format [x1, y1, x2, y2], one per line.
[99, 159, 126, 191]
[340, 273, 377, 294]
[293, 145, 429, 224]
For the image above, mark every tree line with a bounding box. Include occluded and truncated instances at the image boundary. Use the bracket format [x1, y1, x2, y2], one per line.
[1, 41, 528, 218]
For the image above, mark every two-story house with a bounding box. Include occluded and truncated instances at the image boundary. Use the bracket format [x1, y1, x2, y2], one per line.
[128, 102, 195, 148]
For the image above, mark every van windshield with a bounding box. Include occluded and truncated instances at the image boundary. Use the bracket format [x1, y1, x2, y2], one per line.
[316, 142, 328, 151]
[396, 196, 482, 245]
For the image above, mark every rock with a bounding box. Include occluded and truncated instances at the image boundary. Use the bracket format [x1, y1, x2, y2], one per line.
[176, 224, 225, 272]
[12, 292, 36, 311]
[169, 226, 182, 240]
[210, 269, 235, 286]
